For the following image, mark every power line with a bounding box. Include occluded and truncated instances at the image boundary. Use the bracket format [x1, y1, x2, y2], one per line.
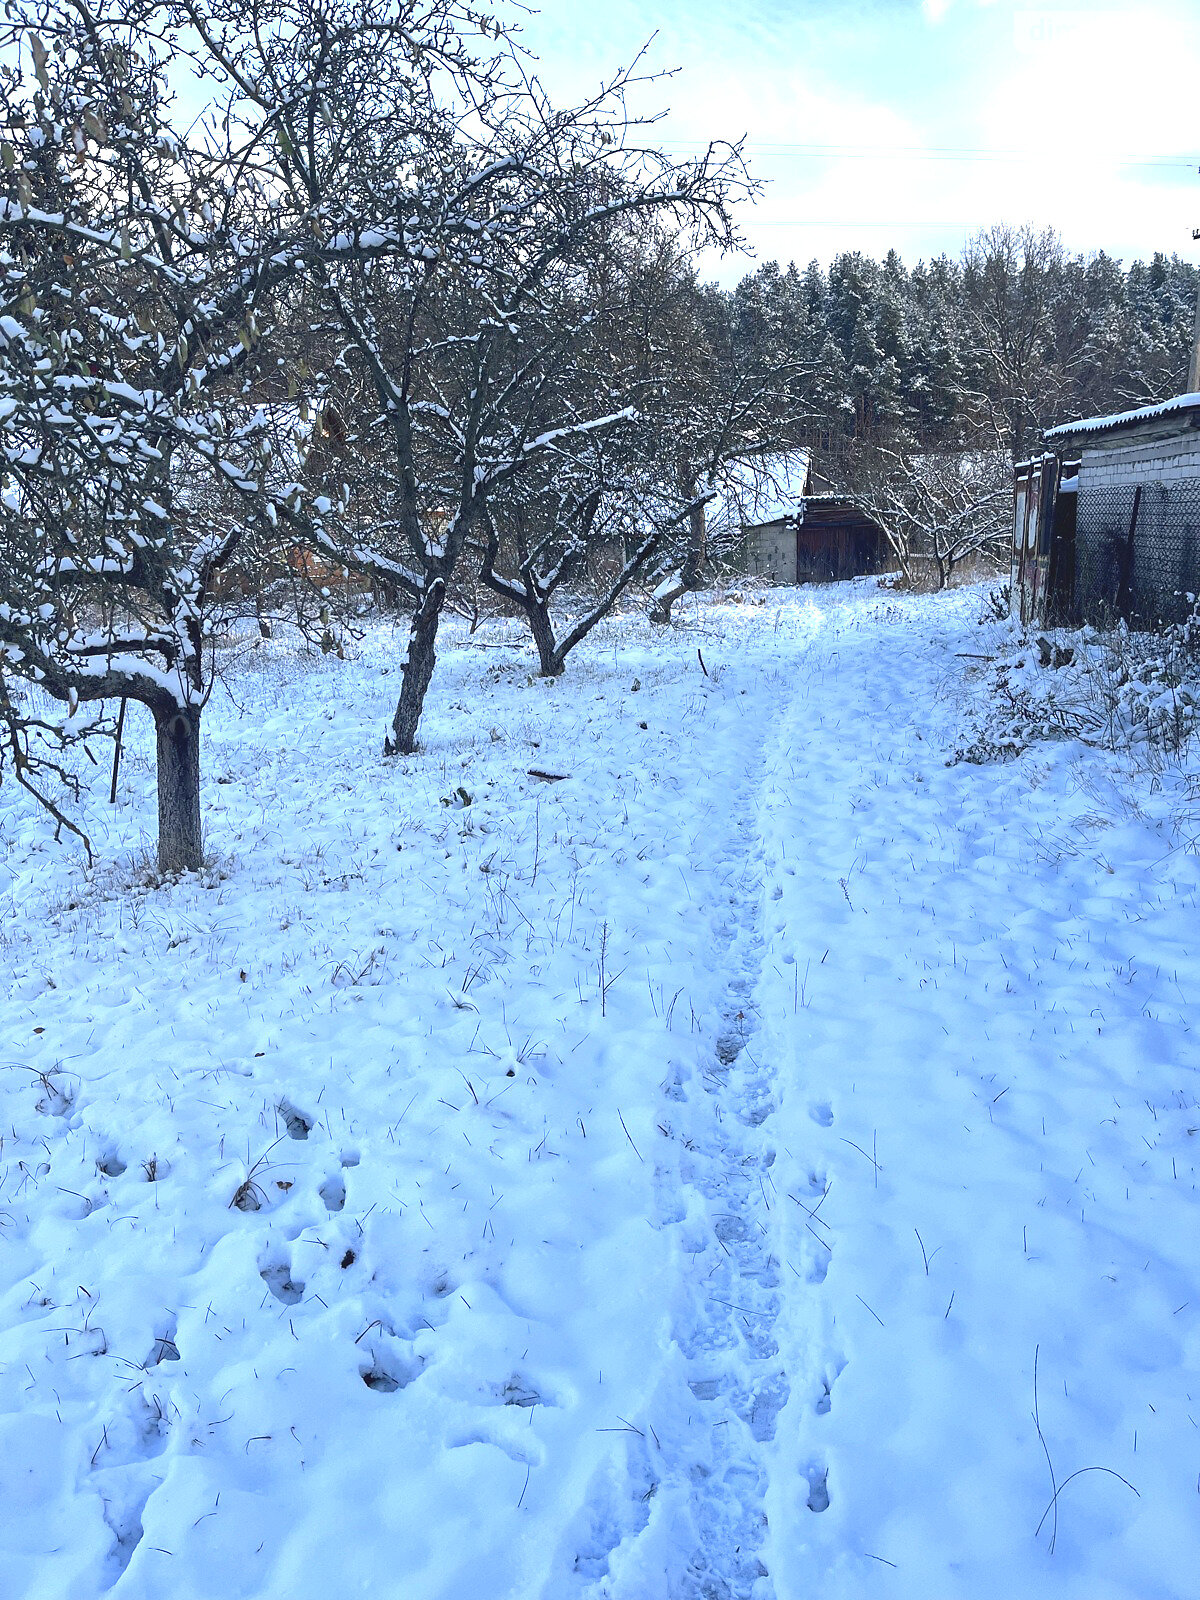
[661, 139, 1200, 171]
[745, 220, 988, 229]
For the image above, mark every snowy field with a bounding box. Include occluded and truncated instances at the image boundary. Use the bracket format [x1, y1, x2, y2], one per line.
[2, 580, 1200, 1600]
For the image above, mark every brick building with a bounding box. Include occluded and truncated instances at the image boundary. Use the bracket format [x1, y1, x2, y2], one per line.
[1033, 393, 1200, 627]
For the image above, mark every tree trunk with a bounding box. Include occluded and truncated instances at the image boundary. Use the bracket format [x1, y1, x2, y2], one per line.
[527, 591, 563, 677]
[387, 579, 445, 755]
[649, 575, 686, 626]
[154, 702, 203, 874]
[650, 497, 707, 625]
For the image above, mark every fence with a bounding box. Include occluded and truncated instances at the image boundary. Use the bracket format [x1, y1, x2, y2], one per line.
[1075, 478, 1200, 628]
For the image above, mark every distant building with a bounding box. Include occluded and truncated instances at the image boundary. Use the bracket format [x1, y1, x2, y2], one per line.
[1020, 393, 1200, 628]
[729, 454, 895, 586]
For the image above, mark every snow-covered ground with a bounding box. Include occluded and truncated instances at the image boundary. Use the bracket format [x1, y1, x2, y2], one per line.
[2, 581, 1199, 1600]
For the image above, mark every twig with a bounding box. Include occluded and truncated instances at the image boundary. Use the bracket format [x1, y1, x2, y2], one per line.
[839, 1136, 880, 1180]
[109, 697, 127, 804]
[855, 1294, 885, 1327]
[1035, 1466, 1140, 1545]
[915, 1228, 931, 1275]
[617, 1109, 643, 1163]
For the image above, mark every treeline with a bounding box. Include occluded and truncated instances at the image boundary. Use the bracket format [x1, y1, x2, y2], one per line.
[726, 226, 1200, 461]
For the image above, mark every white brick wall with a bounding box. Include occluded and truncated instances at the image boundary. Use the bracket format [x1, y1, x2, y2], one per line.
[1074, 426, 1200, 625]
[743, 520, 795, 583]
[1079, 430, 1200, 491]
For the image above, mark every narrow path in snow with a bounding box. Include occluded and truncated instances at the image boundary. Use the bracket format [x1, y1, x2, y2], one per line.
[751, 597, 1200, 1600]
[664, 721, 788, 1599]
[567, 633, 815, 1600]
[573, 585, 1200, 1600]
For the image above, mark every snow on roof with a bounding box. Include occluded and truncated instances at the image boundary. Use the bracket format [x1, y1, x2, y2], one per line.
[717, 450, 811, 529]
[1045, 392, 1200, 442]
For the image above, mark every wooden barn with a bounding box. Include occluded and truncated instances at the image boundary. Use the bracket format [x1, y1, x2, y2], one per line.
[794, 495, 895, 583]
[737, 486, 894, 586]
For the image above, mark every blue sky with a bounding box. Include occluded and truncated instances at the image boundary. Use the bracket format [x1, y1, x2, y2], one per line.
[518, 0, 1200, 282]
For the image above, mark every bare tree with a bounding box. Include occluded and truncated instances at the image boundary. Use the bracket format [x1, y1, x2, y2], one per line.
[477, 447, 702, 677]
[628, 264, 810, 624]
[2, 0, 556, 862]
[0, 0, 355, 869]
[847, 445, 1010, 589]
[473, 227, 711, 675]
[221, 11, 753, 750]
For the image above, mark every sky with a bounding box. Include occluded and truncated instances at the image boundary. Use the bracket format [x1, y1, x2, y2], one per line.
[516, 0, 1200, 285]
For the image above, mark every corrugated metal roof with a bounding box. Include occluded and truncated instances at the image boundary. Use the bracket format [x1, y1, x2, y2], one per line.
[1045, 392, 1200, 442]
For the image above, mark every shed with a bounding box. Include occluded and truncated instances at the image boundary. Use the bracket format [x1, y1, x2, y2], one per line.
[1040, 392, 1200, 628]
[735, 465, 894, 587]
[795, 496, 894, 583]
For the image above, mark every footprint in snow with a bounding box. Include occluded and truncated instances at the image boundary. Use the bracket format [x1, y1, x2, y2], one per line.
[806, 1465, 831, 1513]
[277, 1099, 313, 1140]
[746, 1370, 790, 1443]
[743, 1098, 774, 1128]
[809, 1102, 834, 1127]
[360, 1343, 421, 1393]
[260, 1259, 305, 1305]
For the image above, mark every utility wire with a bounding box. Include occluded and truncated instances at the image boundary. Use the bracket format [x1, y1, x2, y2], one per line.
[662, 139, 1200, 171]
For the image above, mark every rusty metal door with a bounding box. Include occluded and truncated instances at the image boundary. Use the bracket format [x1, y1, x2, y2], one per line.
[1012, 455, 1061, 626]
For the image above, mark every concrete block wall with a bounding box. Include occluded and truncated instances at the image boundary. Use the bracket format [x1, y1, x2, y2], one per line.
[1079, 430, 1200, 490]
[1074, 427, 1200, 624]
[742, 521, 796, 584]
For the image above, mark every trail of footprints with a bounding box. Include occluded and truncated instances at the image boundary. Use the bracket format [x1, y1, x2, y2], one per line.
[656, 801, 845, 1595]
[47, 866, 850, 1592]
[799, 1102, 844, 1519]
[669, 788, 794, 1599]
[255, 1101, 356, 1310]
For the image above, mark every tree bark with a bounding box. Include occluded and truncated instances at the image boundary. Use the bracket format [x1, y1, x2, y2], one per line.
[650, 498, 708, 624]
[526, 590, 564, 677]
[154, 702, 203, 873]
[387, 579, 445, 755]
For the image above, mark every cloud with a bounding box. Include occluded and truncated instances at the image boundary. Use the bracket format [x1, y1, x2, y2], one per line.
[518, 0, 1200, 282]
